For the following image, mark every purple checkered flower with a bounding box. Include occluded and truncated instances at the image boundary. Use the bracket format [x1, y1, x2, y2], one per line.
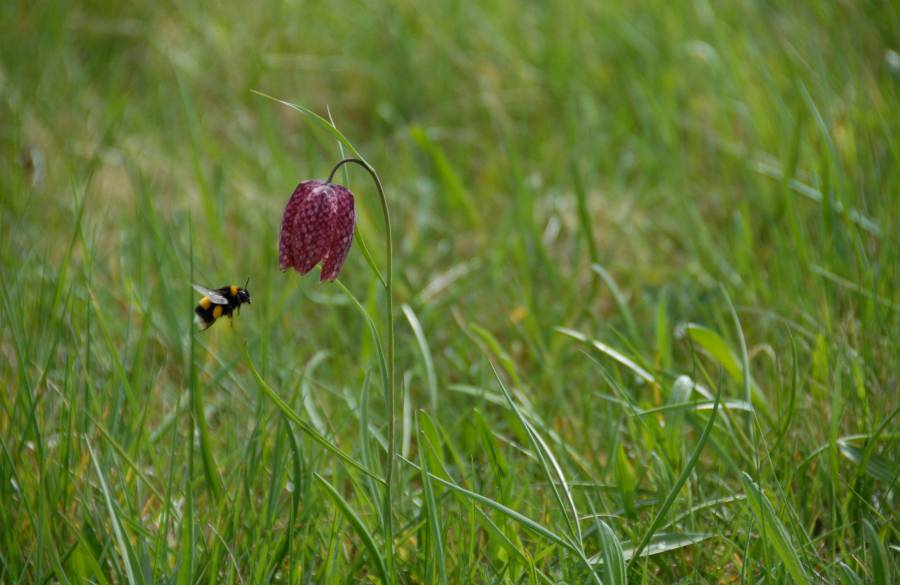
[279, 179, 356, 281]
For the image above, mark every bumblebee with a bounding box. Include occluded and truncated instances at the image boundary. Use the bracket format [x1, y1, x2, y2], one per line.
[193, 280, 251, 330]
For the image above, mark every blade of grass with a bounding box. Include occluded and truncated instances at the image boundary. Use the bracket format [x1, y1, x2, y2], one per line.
[473, 507, 554, 585]
[399, 454, 602, 583]
[417, 418, 448, 585]
[191, 357, 223, 502]
[627, 381, 721, 567]
[595, 519, 626, 585]
[93, 419, 166, 505]
[740, 472, 811, 585]
[332, 278, 395, 577]
[251, 90, 364, 161]
[621, 532, 712, 562]
[862, 519, 891, 585]
[86, 439, 141, 585]
[245, 349, 383, 483]
[571, 161, 599, 266]
[592, 265, 639, 344]
[399, 456, 571, 549]
[556, 327, 654, 384]
[333, 280, 390, 435]
[402, 304, 438, 412]
[358, 372, 384, 526]
[836, 561, 865, 585]
[314, 473, 389, 584]
[490, 361, 582, 545]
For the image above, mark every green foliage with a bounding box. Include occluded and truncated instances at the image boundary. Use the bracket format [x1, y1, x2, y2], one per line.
[1, 0, 898, 582]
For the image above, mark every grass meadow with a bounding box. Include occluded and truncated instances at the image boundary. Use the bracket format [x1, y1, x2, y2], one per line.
[1, 0, 898, 582]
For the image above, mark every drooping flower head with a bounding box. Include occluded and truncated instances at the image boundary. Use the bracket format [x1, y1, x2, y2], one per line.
[279, 180, 356, 281]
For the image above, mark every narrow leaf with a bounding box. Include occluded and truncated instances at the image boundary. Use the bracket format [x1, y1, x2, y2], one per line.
[740, 473, 811, 585]
[246, 349, 383, 483]
[315, 473, 389, 584]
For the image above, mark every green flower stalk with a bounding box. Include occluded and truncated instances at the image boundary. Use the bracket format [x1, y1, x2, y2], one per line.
[279, 157, 396, 580]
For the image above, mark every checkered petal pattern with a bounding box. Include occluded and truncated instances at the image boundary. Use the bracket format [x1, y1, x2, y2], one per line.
[320, 184, 356, 281]
[279, 180, 356, 281]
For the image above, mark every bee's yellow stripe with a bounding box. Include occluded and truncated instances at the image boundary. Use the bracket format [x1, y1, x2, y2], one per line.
[199, 297, 211, 309]
[230, 285, 238, 296]
[213, 305, 223, 318]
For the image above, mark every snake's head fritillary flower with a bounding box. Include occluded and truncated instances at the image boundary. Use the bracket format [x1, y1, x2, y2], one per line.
[279, 180, 356, 281]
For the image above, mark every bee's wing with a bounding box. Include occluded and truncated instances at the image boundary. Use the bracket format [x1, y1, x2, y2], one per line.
[193, 284, 229, 305]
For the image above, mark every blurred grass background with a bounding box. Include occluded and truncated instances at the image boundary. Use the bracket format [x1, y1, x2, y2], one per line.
[1, 0, 898, 582]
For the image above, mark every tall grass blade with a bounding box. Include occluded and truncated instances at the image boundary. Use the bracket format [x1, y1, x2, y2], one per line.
[681, 322, 770, 419]
[571, 161, 599, 265]
[417, 417, 449, 585]
[592, 532, 713, 564]
[250, 90, 364, 161]
[315, 473, 389, 584]
[556, 327, 654, 384]
[246, 349, 383, 483]
[836, 562, 865, 585]
[592, 265, 639, 343]
[595, 519, 626, 585]
[740, 473, 811, 585]
[400, 455, 602, 583]
[863, 519, 891, 585]
[627, 382, 721, 567]
[402, 304, 438, 412]
[490, 362, 582, 545]
[334, 280, 390, 421]
[400, 456, 571, 550]
[86, 439, 141, 585]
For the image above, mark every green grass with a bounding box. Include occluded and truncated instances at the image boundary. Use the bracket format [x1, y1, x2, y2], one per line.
[1, 0, 898, 582]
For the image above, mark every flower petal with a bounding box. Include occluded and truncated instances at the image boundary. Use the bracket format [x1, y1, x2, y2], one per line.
[279, 180, 334, 274]
[320, 184, 356, 281]
[279, 181, 312, 270]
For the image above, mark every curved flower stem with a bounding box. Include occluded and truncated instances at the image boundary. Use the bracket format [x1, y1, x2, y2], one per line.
[327, 157, 395, 580]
